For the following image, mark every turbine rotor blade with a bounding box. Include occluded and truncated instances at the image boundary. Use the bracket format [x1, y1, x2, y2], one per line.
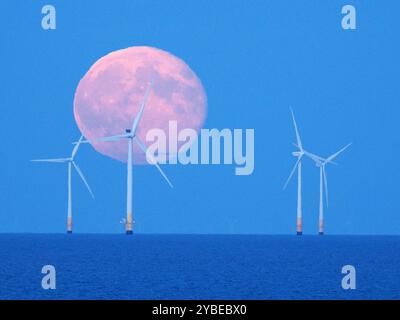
[131, 83, 152, 135]
[325, 143, 352, 164]
[303, 150, 323, 164]
[134, 137, 174, 188]
[31, 158, 69, 163]
[72, 134, 129, 145]
[72, 140, 91, 145]
[72, 161, 95, 198]
[290, 108, 303, 150]
[71, 135, 84, 159]
[323, 166, 329, 207]
[283, 155, 302, 190]
[98, 134, 130, 142]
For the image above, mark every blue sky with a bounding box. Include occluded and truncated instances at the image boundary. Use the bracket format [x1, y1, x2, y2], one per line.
[0, 0, 399, 234]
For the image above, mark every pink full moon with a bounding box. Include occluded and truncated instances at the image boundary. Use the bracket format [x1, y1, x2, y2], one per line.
[73, 46, 207, 164]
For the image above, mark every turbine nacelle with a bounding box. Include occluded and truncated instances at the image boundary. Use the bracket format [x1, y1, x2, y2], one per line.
[125, 129, 136, 139]
[292, 151, 303, 157]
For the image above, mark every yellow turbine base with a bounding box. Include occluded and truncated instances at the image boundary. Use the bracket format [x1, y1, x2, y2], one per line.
[126, 213, 133, 232]
[296, 217, 302, 234]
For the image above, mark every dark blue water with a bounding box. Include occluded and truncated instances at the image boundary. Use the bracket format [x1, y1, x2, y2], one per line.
[0, 234, 399, 299]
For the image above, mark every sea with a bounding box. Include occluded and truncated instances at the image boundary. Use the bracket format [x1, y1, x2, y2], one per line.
[0, 234, 399, 300]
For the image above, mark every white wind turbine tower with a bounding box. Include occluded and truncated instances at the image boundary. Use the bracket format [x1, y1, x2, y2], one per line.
[302, 143, 351, 235]
[80, 83, 173, 235]
[283, 109, 310, 235]
[31, 135, 94, 234]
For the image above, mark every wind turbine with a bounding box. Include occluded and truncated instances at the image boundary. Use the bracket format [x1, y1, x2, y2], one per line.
[31, 135, 94, 234]
[80, 83, 173, 235]
[303, 143, 351, 235]
[283, 108, 309, 235]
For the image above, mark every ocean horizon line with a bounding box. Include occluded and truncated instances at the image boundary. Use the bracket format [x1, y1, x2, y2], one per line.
[0, 232, 399, 237]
